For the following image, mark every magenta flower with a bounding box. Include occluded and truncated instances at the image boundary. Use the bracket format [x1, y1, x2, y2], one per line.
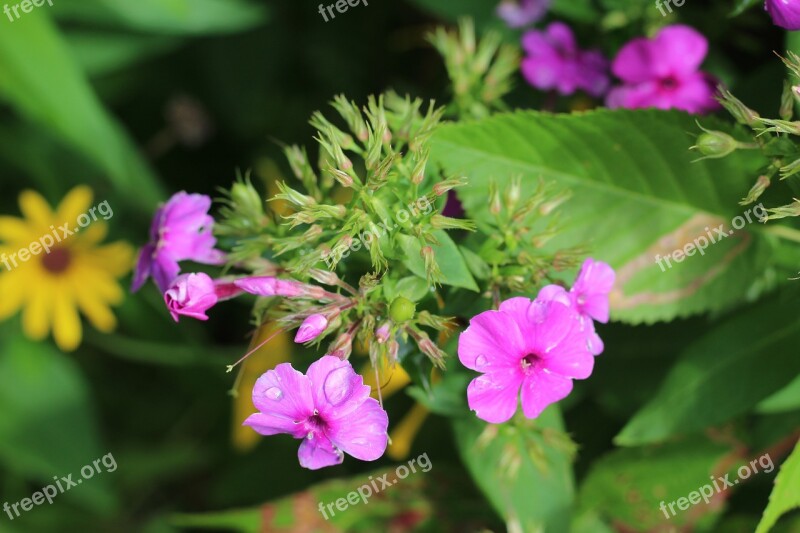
[295, 314, 328, 343]
[606, 25, 719, 114]
[538, 258, 615, 356]
[521, 22, 609, 97]
[497, 0, 550, 28]
[244, 356, 389, 470]
[458, 296, 595, 423]
[766, 0, 800, 30]
[233, 276, 326, 299]
[163, 273, 244, 322]
[132, 192, 225, 293]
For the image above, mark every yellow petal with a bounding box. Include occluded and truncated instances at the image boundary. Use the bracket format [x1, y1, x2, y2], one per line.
[51, 286, 82, 351]
[0, 216, 34, 245]
[72, 283, 117, 333]
[22, 280, 51, 340]
[19, 190, 55, 230]
[73, 222, 108, 248]
[387, 403, 430, 460]
[86, 240, 135, 277]
[0, 271, 25, 320]
[56, 186, 93, 224]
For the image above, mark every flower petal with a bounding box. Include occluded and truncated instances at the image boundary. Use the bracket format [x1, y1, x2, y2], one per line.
[466, 368, 524, 424]
[520, 370, 573, 419]
[243, 412, 306, 438]
[251, 363, 315, 428]
[51, 285, 82, 352]
[307, 355, 371, 420]
[326, 397, 389, 462]
[458, 309, 525, 371]
[651, 25, 708, 78]
[297, 435, 344, 470]
[56, 186, 93, 224]
[19, 190, 54, 230]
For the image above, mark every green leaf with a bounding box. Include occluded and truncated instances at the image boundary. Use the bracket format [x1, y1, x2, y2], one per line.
[55, 0, 267, 35]
[757, 375, 800, 414]
[431, 109, 779, 324]
[731, 0, 761, 16]
[0, 12, 163, 211]
[65, 31, 179, 76]
[451, 407, 575, 531]
[578, 439, 731, 530]
[755, 440, 800, 533]
[398, 230, 479, 292]
[616, 294, 800, 446]
[0, 334, 117, 513]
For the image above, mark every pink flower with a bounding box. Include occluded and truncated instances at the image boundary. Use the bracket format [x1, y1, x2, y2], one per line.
[606, 25, 720, 114]
[233, 276, 325, 299]
[132, 192, 225, 293]
[164, 273, 218, 322]
[496, 0, 550, 28]
[295, 314, 328, 343]
[164, 273, 244, 322]
[521, 23, 609, 97]
[765, 0, 800, 30]
[458, 296, 595, 423]
[244, 356, 389, 470]
[538, 258, 615, 356]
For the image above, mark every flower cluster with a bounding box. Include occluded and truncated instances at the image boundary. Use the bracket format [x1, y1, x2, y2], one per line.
[458, 259, 614, 423]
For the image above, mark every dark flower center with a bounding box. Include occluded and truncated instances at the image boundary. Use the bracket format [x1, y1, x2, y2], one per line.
[660, 76, 679, 90]
[42, 248, 72, 273]
[521, 353, 544, 375]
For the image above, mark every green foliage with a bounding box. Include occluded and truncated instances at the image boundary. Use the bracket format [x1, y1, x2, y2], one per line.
[756, 440, 800, 533]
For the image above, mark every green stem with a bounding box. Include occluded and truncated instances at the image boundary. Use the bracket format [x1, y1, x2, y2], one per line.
[763, 224, 800, 243]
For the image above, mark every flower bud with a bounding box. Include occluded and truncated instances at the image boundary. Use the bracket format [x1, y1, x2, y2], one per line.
[717, 87, 760, 127]
[691, 130, 740, 159]
[328, 332, 353, 359]
[781, 81, 795, 121]
[389, 296, 416, 323]
[295, 314, 328, 343]
[375, 322, 391, 343]
[164, 273, 219, 322]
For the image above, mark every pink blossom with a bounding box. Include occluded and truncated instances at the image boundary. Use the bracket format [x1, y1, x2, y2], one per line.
[606, 25, 719, 114]
[233, 276, 324, 299]
[496, 0, 550, 28]
[521, 22, 609, 97]
[244, 356, 389, 470]
[132, 192, 225, 293]
[765, 0, 800, 30]
[164, 273, 218, 322]
[458, 296, 595, 423]
[295, 314, 328, 343]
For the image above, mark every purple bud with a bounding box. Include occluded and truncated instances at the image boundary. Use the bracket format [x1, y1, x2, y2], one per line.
[766, 0, 800, 30]
[164, 273, 219, 322]
[234, 276, 326, 299]
[295, 314, 328, 343]
[375, 323, 391, 344]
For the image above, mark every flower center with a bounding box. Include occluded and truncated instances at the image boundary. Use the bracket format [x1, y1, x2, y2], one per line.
[660, 76, 679, 91]
[521, 353, 544, 375]
[41, 248, 72, 273]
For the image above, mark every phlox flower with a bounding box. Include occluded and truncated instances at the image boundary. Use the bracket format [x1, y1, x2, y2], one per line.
[521, 22, 610, 97]
[244, 356, 389, 470]
[765, 0, 800, 30]
[295, 314, 328, 343]
[163, 272, 243, 322]
[132, 192, 225, 294]
[458, 296, 595, 423]
[606, 25, 719, 114]
[497, 0, 550, 28]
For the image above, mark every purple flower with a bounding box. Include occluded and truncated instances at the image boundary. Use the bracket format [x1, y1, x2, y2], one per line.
[538, 258, 615, 356]
[164, 273, 218, 322]
[295, 314, 328, 343]
[497, 0, 550, 28]
[521, 22, 610, 97]
[606, 25, 720, 114]
[244, 356, 389, 470]
[458, 295, 595, 423]
[233, 276, 326, 299]
[132, 192, 225, 293]
[765, 0, 800, 30]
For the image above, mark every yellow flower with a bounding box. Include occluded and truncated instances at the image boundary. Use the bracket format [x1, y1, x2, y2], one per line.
[0, 186, 134, 351]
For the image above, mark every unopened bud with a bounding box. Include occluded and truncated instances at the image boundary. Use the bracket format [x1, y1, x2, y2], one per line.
[375, 322, 391, 344]
[781, 81, 795, 121]
[433, 176, 468, 197]
[295, 314, 328, 343]
[691, 129, 740, 159]
[740, 175, 771, 205]
[389, 296, 416, 323]
[717, 87, 760, 127]
[328, 332, 353, 359]
[489, 181, 502, 215]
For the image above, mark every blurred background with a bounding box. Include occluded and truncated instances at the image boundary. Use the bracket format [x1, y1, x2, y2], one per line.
[0, 1, 796, 532]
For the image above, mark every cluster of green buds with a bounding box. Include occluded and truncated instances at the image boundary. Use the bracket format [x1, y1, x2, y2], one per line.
[708, 52, 800, 219]
[428, 18, 520, 120]
[215, 93, 468, 372]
